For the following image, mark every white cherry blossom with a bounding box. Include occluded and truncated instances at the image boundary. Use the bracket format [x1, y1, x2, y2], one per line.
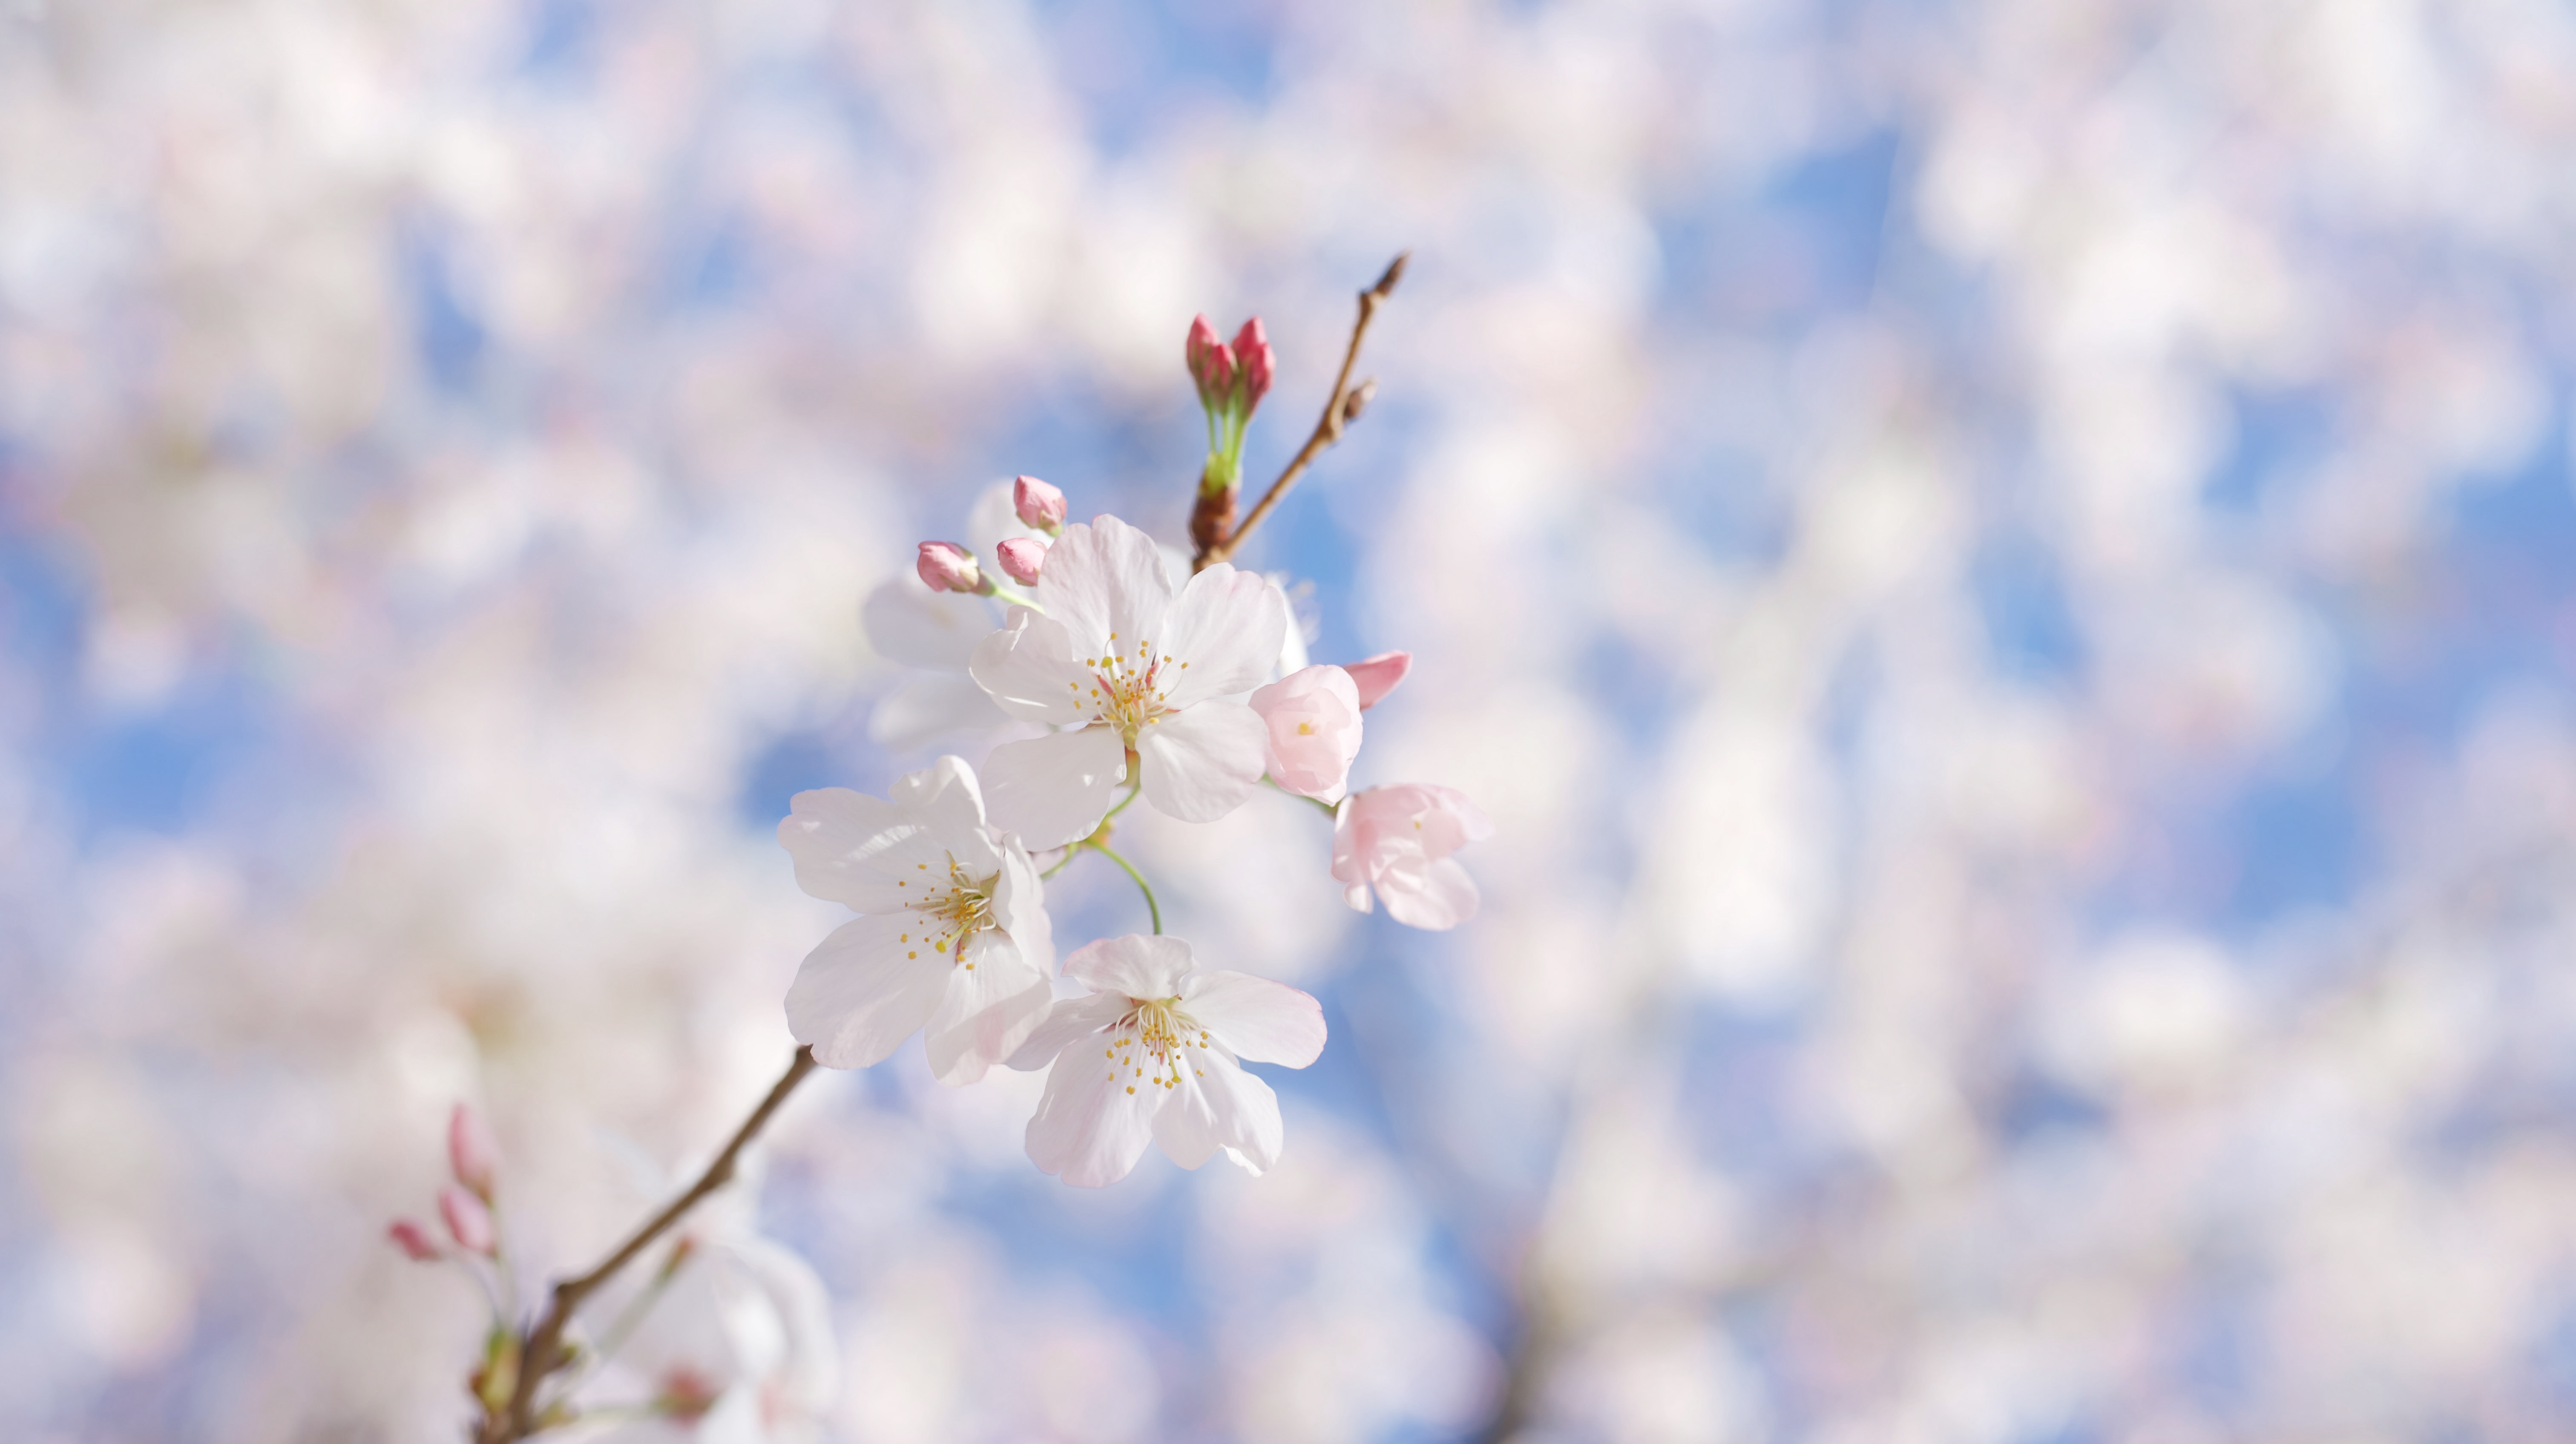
[969, 515, 1288, 848]
[1009, 934, 1325, 1188]
[779, 757, 1054, 1083]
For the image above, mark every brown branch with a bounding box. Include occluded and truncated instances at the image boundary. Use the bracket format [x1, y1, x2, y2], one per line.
[478, 1045, 820, 1443]
[1192, 252, 1408, 573]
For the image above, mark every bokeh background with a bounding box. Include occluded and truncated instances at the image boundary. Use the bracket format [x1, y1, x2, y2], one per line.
[9, 0, 2576, 1438]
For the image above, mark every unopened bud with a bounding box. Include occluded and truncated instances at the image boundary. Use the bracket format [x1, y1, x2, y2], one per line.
[1012, 475, 1066, 533]
[1342, 650, 1412, 710]
[1340, 377, 1377, 426]
[1232, 317, 1273, 410]
[1186, 314, 1222, 396]
[448, 1104, 499, 1201]
[916, 540, 983, 594]
[440, 1183, 497, 1256]
[996, 535, 1049, 586]
[388, 1218, 442, 1262]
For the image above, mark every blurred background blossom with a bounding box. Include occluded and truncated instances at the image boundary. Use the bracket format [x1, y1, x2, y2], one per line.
[7, 0, 2576, 1439]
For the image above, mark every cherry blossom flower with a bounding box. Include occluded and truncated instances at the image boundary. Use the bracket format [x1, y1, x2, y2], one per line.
[1332, 784, 1493, 930]
[969, 515, 1287, 847]
[578, 1210, 838, 1444]
[779, 757, 1054, 1083]
[1249, 664, 1363, 803]
[1009, 934, 1325, 1188]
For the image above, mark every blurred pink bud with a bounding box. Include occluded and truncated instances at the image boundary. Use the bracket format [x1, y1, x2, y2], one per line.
[1331, 784, 1493, 930]
[447, 1104, 499, 1200]
[439, 1184, 497, 1256]
[388, 1218, 442, 1262]
[1186, 314, 1222, 394]
[1206, 339, 1237, 397]
[996, 535, 1049, 586]
[1012, 474, 1066, 533]
[1341, 650, 1412, 710]
[916, 541, 983, 593]
[658, 1366, 721, 1423]
[1250, 665, 1363, 804]
[1232, 317, 1273, 409]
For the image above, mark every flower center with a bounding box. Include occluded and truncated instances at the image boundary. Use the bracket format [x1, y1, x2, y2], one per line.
[1078, 633, 1184, 743]
[1103, 996, 1211, 1094]
[904, 854, 998, 967]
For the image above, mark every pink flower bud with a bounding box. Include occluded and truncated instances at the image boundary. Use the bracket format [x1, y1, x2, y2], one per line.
[1249, 665, 1364, 804]
[1012, 474, 1067, 533]
[447, 1103, 499, 1201]
[388, 1218, 442, 1262]
[1186, 314, 1222, 395]
[916, 540, 983, 594]
[996, 535, 1049, 586]
[439, 1183, 497, 1256]
[1232, 317, 1273, 410]
[1341, 650, 1412, 710]
[1206, 339, 1237, 397]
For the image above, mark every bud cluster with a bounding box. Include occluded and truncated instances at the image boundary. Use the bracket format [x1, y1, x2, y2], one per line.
[1188, 314, 1274, 495]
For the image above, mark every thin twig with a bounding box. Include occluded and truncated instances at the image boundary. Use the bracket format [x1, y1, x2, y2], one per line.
[1193, 252, 1408, 573]
[1087, 841, 1162, 934]
[480, 1046, 820, 1442]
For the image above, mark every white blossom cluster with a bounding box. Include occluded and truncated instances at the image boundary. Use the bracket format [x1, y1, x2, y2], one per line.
[6, 0, 2576, 1440]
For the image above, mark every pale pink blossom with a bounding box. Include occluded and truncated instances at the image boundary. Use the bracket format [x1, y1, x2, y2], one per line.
[388, 1218, 442, 1261]
[578, 1192, 838, 1444]
[1332, 784, 1493, 930]
[1009, 935, 1325, 1188]
[448, 1103, 500, 1201]
[1341, 650, 1412, 710]
[969, 515, 1286, 847]
[439, 1184, 496, 1255]
[995, 535, 1049, 586]
[915, 541, 983, 594]
[779, 757, 1054, 1083]
[1249, 665, 1363, 803]
[860, 581, 1012, 751]
[1012, 474, 1066, 534]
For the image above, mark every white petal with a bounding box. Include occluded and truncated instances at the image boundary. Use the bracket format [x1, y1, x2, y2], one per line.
[922, 933, 1054, 1085]
[1151, 1046, 1286, 1175]
[862, 580, 994, 669]
[1182, 971, 1327, 1067]
[1381, 856, 1481, 930]
[1036, 515, 1171, 655]
[1343, 882, 1374, 913]
[777, 788, 935, 910]
[968, 607, 1093, 725]
[1136, 703, 1267, 823]
[783, 915, 953, 1068]
[1156, 564, 1287, 707]
[1026, 1039, 1165, 1187]
[1064, 933, 1195, 999]
[990, 837, 1055, 976]
[892, 755, 1002, 873]
[980, 727, 1127, 849]
[867, 673, 1008, 752]
[1006, 992, 1127, 1070]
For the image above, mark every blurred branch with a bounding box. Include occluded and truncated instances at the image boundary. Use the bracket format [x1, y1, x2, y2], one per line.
[1193, 252, 1407, 573]
[478, 1046, 819, 1443]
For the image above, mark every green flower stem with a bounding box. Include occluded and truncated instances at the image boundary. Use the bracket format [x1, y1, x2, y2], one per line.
[1087, 841, 1162, 934]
